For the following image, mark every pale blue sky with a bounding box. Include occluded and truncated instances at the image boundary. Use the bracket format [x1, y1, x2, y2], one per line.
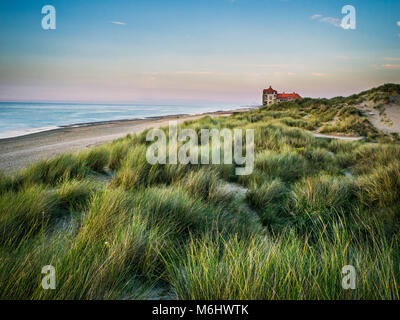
[0, 0, 399, 106]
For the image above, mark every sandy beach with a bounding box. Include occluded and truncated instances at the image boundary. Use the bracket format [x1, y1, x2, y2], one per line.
[0, 108, 252, 174]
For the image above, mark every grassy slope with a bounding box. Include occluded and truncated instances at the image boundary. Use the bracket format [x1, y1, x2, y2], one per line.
[1, 84, 400, 300]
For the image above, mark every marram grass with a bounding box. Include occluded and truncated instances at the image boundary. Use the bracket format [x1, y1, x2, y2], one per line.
[1, 84, 400, 300]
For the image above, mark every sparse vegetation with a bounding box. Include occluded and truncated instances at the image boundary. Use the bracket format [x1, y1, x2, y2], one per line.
[1, 84, 400, 300]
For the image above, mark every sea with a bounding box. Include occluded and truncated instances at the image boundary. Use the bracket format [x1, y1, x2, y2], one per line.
[0, 102, 241, 139]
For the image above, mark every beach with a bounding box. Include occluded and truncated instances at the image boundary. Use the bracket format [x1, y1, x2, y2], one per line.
[0, 108, 251, 173]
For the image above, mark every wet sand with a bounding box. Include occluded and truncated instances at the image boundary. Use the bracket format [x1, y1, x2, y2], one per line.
[0, 109, 252, 174]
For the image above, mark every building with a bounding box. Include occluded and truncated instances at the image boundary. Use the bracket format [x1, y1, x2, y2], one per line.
[262, 86, 301, 106]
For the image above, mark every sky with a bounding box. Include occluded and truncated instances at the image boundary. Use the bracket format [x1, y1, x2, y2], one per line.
[0, 0, 399, 106]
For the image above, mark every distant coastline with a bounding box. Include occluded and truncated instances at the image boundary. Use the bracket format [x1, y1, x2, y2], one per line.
[0, 108, 253, 141]
[0, 102, 256, 140]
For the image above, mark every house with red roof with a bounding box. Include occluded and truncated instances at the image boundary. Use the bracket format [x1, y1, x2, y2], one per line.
[262, 86, 301, 106]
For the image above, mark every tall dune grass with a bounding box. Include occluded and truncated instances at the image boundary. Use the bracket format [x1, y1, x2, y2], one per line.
[166, 229, 399, 300]
[1, 84, 400, 299]
[0, 186, 58, 246]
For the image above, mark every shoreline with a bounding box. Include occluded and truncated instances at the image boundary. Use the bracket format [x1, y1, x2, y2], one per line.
[0, 107, 253, 174]
[0, 108, 243, 141]
[0, 108, 252, 142]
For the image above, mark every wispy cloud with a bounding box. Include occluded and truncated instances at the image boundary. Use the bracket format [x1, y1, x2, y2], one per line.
[311, 14, 343, 28]
[382, 64, 400, 70]
[142, 71, 219, 76]
[237, 63, 290, 68]
[175, 71, 216, 75]
[311, 14, 322, 20]
[397, 21, 400, 27]
[312, 72, 327, 77]
[384, 57, 400, 61]
[320, 17, 342, 28]
[335, 55, 356, 60]
[142, 72, 161, 75]
[111, 21, 127, 25]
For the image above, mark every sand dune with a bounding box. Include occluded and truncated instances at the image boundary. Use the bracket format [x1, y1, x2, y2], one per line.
[357, 97, 400, 135]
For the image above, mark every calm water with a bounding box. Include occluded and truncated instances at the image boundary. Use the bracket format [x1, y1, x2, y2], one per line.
[0, 102, 236, 139]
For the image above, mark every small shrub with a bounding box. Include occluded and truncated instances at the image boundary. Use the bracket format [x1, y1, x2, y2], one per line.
[0, 186, 58, 245]
[255, 150, 309, 182]
[291, 175, 358, 214]
[19, 154, 87, 185]
[357, 161, 400, 208]
[133, 187, 212, 239]
[108, 141, 129, 170]
[78, 147, 109, 173]
[180, 167, 234, 207]
[0, 172, 13, 194]
[300, 148, 333, 168]
[246, 179, 289, 225]
[56, 180, 96, 211]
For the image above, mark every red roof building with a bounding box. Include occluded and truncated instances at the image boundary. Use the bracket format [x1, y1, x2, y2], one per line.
[277, 93, 301, 101]
[262, 86, 301, 106]
[263, 86, 278, 95]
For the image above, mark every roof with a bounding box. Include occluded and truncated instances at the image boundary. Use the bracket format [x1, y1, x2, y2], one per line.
[277, 93, 301, 99]
[263, 86, 277, 94]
